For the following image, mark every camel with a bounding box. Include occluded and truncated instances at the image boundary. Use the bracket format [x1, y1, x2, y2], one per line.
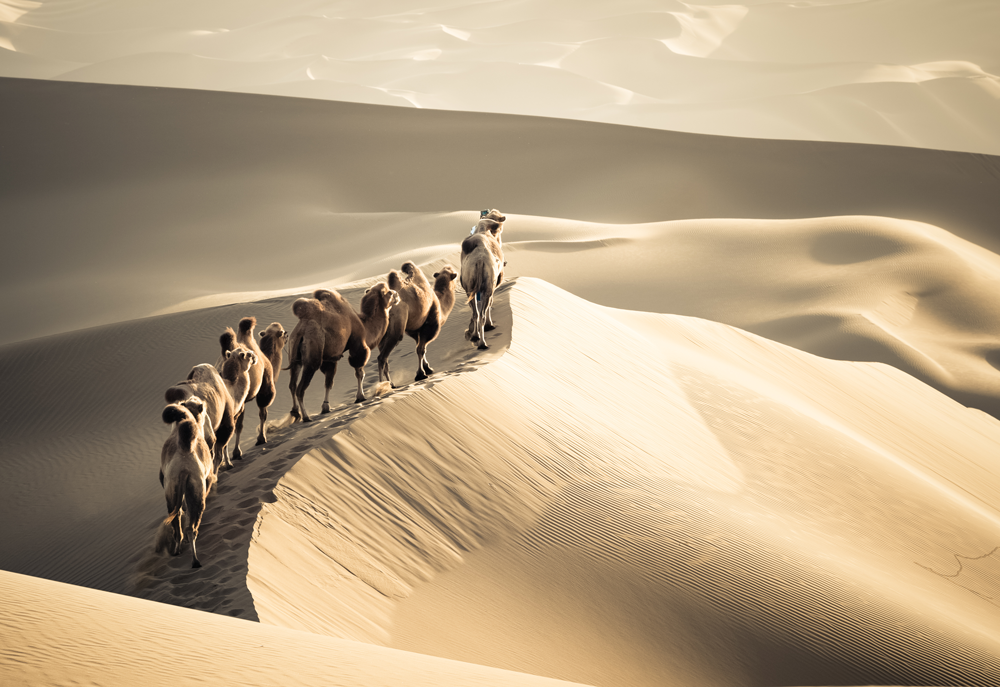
[287, 282, 399, 422]
[377, 262, 458, 385]
[164, 363, 235, 475]
[155, 396, 216, 569]
[259, 322, 286, 385]
[217, 318, 277, 458]
[461, 212, 505, 349]
[216, 345, 256, 468]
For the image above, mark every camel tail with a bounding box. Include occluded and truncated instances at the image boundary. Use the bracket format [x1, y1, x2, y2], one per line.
[177, 420, 198, 453]
[219, 327, 236, 354]
[154, 512, 178, 553]
[238, 317, 257, 337]
[464, 268, 486, 303]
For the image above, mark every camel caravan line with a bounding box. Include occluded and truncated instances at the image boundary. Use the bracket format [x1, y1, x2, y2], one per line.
[154, 210, 506, 567]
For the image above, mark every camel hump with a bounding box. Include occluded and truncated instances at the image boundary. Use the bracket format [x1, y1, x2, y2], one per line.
[293, 297, 322, 320]
[164, 384, 190, 404]
[162, 403, 191, 426]
[238, 316, 257, 336]
[387, 270, 406, 291]
[461, 234, 478, 256]
[219, 327, 236, 352]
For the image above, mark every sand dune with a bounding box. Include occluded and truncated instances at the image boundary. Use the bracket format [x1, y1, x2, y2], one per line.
[2, 77, 999, 346]
[0, 0, 998, 152]
[0, 570, 590, 686]
[6, 272, 1000, 685]
[3, 36, 1000, 685]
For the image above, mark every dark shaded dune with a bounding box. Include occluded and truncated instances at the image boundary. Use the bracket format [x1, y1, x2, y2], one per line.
[1, 76, 999, 343]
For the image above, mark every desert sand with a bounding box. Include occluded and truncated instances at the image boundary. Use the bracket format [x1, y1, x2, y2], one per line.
[3, 2, 1000, 686]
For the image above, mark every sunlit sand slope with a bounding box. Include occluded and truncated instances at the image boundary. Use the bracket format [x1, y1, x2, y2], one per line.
[1, 0, 998, 153]
[2, 77, 999, 345]
[503, 214, 1000, 419]
[247, 278, 1000, 687]
[0, 570, 591, 687]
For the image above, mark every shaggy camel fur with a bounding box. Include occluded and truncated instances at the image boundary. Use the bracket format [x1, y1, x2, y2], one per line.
[164, 363, 234, 475]
[378, 261, 458, 385]
[287, 282, 399, 422]
[217, 318, 277, 457]
[217, 345, 256, 468]
[461, 213, 505, 349]
[155, 396, 216, 569]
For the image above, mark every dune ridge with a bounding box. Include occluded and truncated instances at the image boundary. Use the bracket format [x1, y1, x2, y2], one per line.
[1, 0, 998, 153]
[236, 277, 1000, 686]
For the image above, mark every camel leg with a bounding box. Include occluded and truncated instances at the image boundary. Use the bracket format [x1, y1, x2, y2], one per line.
[185, 481, 206, 569]
[288, 360, 302, 422]
[465, 302, 479, 342]
[377, 334, 401, 388]
[171, 511, 183, 556]
[484, 304, 496, 331]
[354, 365, 367, 403]
[215, 406, 235, 473]
[256, 374, 275, 446]
[231, 408, 246, 461]
[164, 483, 184, 556]
[320, 359, 338, 414]
[473, 292, 490, 350]
[296, 363, 318, 423]
[414, 335, 431, 381]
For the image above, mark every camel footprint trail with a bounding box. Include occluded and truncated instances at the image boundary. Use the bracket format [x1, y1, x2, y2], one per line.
[130, 279, 514, 619]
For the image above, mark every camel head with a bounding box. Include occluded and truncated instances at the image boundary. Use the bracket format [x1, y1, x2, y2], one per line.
[433, 264, 458, 287]
[482, 209, 506, 223]
[225, 346, 257, 372]
[260, 322, 287, 348]
[362, 281, 400, 318]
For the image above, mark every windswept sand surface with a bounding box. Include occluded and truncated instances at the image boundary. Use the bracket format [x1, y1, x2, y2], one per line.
[0, 570, 590, 687]
[4, 76, 1000, 684]
[1, 0, 998, 153]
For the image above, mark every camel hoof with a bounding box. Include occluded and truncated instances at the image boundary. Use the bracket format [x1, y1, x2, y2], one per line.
[477, 341, 490, 351]
[415, 371, 428, 382]
[301, 415, 313, 423]
[464, 330, 473, 341]
[255, 436, 266, 446]
[355, 394, 367, 404]
[321, 404, 331, 414]
[484, 323, 496, 331]
[192, 559, 202, 569]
